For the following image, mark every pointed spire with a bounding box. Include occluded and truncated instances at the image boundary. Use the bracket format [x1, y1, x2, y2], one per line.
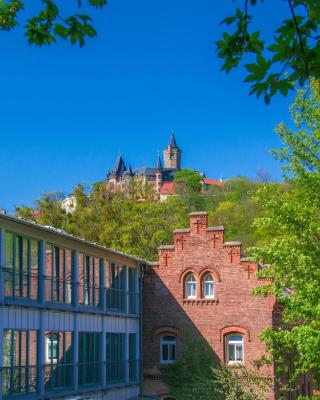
[113, 154, 127, 176]
[157, 152, 163, 171]
[169, 129, 177, 148]
[127, 165, 134, 176]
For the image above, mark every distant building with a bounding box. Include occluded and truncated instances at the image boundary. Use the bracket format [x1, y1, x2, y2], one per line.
[106, 132, 182, 199]
[61, 196, 77, 214]
[106, 132, 222, 200]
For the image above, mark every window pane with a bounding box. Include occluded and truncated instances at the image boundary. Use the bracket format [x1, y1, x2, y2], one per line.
[162, 344, 168, 361]
[5, 232, 14, 269]
[228, 344, 235, 361]
[170, 344, 176, 361]
[236, 344, 243, 361]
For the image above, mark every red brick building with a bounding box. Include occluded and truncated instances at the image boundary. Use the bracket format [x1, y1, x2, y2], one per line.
[142, 211, 311, 399]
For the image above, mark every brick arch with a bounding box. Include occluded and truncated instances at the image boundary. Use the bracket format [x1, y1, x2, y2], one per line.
[179, 268, 198, 283]
[220, 325, 251, 342]
[199, 267, 221, 283]
[153, 326, 179, 338]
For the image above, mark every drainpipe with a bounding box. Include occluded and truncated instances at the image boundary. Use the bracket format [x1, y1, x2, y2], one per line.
[139, 262, 145, 398]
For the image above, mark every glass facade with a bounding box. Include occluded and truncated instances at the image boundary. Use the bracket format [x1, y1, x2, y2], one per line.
[4, 232, 39, 300]
[106, 333, 126, 384]
[78, 332, 101, 387]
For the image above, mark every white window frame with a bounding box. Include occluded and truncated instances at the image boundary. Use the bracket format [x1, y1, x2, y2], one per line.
[45, 335, 59, 364]
[160, 336, 176, 365]
[226, 335, 244, 364]
[185, 274, 197, 299]
[203, 274, 215, 299]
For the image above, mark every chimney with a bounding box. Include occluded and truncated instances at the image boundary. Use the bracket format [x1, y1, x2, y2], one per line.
[189, 212, 208, 235]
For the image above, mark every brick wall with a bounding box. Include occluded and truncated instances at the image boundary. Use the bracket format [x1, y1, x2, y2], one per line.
[143, 211, 278, 398]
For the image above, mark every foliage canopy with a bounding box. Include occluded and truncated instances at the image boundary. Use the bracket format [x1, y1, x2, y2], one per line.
[217, 1, 320, 103]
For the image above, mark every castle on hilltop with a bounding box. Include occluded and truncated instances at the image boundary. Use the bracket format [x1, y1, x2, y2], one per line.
[106, 132, 182, 198]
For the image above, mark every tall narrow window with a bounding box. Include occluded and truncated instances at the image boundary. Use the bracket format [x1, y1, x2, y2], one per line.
[45, 244, 72, 304]
[2, 330, 38, 396]
[129, 333, 137, 382]
[106, 333, 126, 383]
[185, 274, 196, 299]
[79, 254, 101, 307]
[4, 232, 39, 300]
[78, 332, 101, 387]
[129, 268, 138, 314]
[203, 274, 215, 299]
[226, 335, 244, 364]
[44, 331, 73, 392]
[160, 336, 176, 364]
[108, 263, 126, 312]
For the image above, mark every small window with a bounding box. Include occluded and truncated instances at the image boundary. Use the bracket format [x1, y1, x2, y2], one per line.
[203, 274, 215, 298]
[160, 336, 176, 364]
[226, 335, 244, 364]
[185, 274, 196, 299]
[46, 334, 59, 364]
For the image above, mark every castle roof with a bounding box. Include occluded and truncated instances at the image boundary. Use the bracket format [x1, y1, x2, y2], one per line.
[157, 155, 163, 171]
[169, 131, 178, 148]
[112, 154, 127, 177]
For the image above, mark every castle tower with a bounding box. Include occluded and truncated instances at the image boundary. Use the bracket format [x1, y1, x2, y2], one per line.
[155, 154, 163, 195]
[163, 130, 182, 170]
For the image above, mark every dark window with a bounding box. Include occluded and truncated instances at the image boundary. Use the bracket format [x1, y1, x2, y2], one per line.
[160, 336, 176, 364]
[4, 232, 39, 300]
[106, 333, 125, 384]
[107, 264, 126, 312]
[129, 268, 138, 314]
[78, 332, 101, 387]
[129, 333, 138, 382]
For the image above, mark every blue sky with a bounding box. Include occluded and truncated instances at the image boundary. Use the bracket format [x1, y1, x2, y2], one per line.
[1, 0, 294, 211]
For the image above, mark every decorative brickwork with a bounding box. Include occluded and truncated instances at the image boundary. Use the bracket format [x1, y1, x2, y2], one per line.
[143, 211, 280, 398]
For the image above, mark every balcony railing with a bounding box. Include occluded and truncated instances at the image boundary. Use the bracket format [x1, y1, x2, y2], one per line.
[44, 276, 72, 304]
[78, 361, 101, 387]
[3, 271, 140, 315]
[4, 269, 39, 300]
[44, 363, 73, 392]
[2, 365, 37, 397]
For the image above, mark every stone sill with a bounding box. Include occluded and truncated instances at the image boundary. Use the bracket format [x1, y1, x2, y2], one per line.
[181, 298, 219, 305]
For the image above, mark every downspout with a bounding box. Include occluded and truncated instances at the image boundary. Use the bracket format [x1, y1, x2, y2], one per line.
[139, 262, 145, 398]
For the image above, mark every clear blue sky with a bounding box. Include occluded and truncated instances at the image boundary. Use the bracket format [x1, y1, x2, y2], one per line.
[1, 0, 294, 211]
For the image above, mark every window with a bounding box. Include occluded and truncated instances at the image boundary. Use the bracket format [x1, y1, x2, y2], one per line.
[185, 274, 196, 299]
[44, 331, 73, 392]
[108, 263, 126, 312]
[45, 244, 72, 304]
[160, 336, 176, 364]
[203, 274, 215, 299]
[129, 333, 138, 382]
[106, 333, 126, 383]
[4, 231, 39, 300]
[78, 332, 101, 386]
[2, 330, 38, 396]
[79, 254, 101, 307]
[226, 335, 244, 364]
[129, 268, 138, 314]
[46, 333, 59, 363]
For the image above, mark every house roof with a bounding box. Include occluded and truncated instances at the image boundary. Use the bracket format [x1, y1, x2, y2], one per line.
[160, 182, 175, 195]
[203, 178, 223, 186]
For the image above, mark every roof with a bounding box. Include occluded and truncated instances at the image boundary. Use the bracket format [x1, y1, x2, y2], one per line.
[169, 131, 178, 148]
[156, 155, 163, 171]
[0, 212, 146, 264]
[203, 178, 223, 186]
[160, 182, 175, 195]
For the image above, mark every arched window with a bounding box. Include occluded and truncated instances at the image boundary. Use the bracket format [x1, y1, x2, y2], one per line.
[203, 274, 215, 298]
[160, 336, 176, 364]
[185, 274, 197, 299]
[226, 334, 244, 364]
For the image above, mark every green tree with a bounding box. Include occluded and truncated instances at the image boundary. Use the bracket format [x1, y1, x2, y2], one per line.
[217, 1, 320, 103]
[251, 80, 320, 387]
[0, 0, 107, 46]
[174, 169, 203, 196]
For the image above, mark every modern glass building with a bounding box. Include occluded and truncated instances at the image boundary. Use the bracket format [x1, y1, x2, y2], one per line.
[0, 213, 143, 400]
